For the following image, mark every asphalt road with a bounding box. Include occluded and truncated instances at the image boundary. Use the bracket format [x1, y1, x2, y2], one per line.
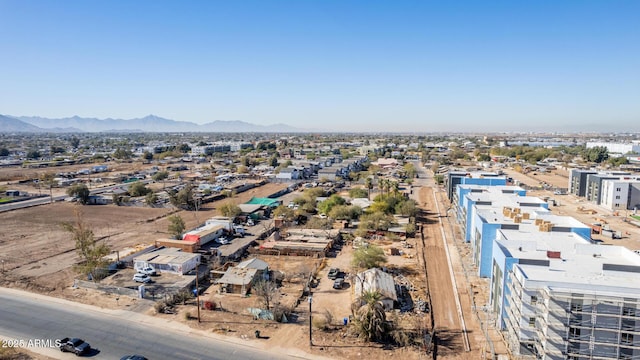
[0, 287, 296, 360]
[0, 181, 151, 213]
[0, 195, 56, 212]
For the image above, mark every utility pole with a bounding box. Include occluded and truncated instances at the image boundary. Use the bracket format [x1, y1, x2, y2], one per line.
[195, 261, 201, 322]
[308, 295, 313, 346]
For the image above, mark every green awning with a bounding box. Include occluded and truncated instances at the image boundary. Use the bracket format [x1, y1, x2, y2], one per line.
[245, 197, 280, 207]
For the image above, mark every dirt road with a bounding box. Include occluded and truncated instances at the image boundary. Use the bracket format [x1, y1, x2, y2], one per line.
[410, 162, 485, 359]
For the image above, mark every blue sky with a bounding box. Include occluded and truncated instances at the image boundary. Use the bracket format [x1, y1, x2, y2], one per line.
[0, 1, 638, 132]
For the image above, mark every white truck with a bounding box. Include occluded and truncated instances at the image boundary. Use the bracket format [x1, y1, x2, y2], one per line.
[134, 263, 157, 276]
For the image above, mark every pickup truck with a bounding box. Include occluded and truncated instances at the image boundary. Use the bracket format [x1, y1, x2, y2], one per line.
[59, 337, 91, 356]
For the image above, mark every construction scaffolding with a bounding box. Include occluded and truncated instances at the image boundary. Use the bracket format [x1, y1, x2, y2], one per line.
[504, 275, 640, 360]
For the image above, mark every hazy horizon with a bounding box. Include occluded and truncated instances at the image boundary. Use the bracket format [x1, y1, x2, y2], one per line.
[1, 1, 638, 132]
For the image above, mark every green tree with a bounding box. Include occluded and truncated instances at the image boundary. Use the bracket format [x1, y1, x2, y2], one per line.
[395, 199, 418, 217]
[112, 193, 122, 206]
[358, 212, 394, 232]
[66, 183, 90, 204]
[403, 163, 416, 179]
[329, 205, 362, 220]
[584, 146, 609, 163]
[608, 156, 629, 167]
[351, 291, 391, 342]
[0, 148, 9, 157]
[219, 202, 242, 218]
[152, 170, 169, 189]
[434, 174, 444, 185]
[349, 187, 368, 199]
[352, 244, 387, 270]
[273, 205, 296, 222]
[112, 147, 132, 159]
[269, 155, 279, 167]
[70, 136, 80, 149]
[318, 194, 346, 215]
[169, 184, 195, 210]
[61, 210, 111, 280]
[142, 151, 154, 162]
[178, 143, 191, 153]
[50, 145, 65, 154]
[145, 192, 158, 206]
[167, 214, 185, 239]
[128, 181, 150, 197]
[26, 149, 41, 159]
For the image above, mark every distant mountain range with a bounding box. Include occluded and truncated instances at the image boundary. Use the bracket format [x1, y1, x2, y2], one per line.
[0, 114, 306, 133]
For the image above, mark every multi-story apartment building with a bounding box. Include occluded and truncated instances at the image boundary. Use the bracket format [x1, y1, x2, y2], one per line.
[453, 180, 640, 359]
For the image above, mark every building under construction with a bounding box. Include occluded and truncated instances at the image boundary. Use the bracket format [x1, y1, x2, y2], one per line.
[499, 232, 640, 359]
[452, 181, 640, 359]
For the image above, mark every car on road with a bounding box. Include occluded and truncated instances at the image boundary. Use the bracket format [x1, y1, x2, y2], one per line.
[59, 337, 91, 356]
[133, 273, 152, 283]
[328, 268, 340, 280]
[333, 278, 345, 289]
[120, 356, 149, 360]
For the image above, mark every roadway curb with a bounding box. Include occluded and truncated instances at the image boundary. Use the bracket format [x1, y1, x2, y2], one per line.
[0, 286, 334, 360]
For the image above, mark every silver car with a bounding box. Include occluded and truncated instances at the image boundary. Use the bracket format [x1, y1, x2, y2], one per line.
[133, 273, 152, 283]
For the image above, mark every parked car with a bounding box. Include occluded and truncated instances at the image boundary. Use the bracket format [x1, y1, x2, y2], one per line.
[328, 268, 340, 280]
[59, 337, 91, 356]
[135, 266, 157, 276]
[216, 236, 229, 245]
[133, 273, 152, 283]
[333, 278, 345, 289]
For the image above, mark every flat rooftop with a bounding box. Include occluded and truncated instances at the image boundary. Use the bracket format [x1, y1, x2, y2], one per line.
[134, 247, 200, 265]
[498, 229, 640, 296]
[476, 206, 587, 231]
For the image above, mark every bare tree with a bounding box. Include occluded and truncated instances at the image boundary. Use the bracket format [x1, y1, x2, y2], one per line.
[40, 172, 56, 203]
[252, 279, 279, 311]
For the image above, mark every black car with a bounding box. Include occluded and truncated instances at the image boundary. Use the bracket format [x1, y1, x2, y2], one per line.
[120, 356, 149, 360]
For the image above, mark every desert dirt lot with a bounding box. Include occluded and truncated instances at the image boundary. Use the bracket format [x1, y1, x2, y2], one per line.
[0, 165, 288, 296]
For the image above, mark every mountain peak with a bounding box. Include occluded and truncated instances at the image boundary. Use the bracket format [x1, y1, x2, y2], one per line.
[9, 115, 308, 133]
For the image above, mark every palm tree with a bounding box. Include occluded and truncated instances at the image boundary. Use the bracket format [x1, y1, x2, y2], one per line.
[351, 290, 390, 342]
[391, 181, 400, 197]
[365, 177, 373, 200]
[382, 179, 390, 198]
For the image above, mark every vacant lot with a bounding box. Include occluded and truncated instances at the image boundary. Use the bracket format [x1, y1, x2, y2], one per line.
[0, 178, 287, 298]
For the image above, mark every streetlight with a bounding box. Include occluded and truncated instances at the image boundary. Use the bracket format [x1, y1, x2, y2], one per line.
[308, 296, 313, 347]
